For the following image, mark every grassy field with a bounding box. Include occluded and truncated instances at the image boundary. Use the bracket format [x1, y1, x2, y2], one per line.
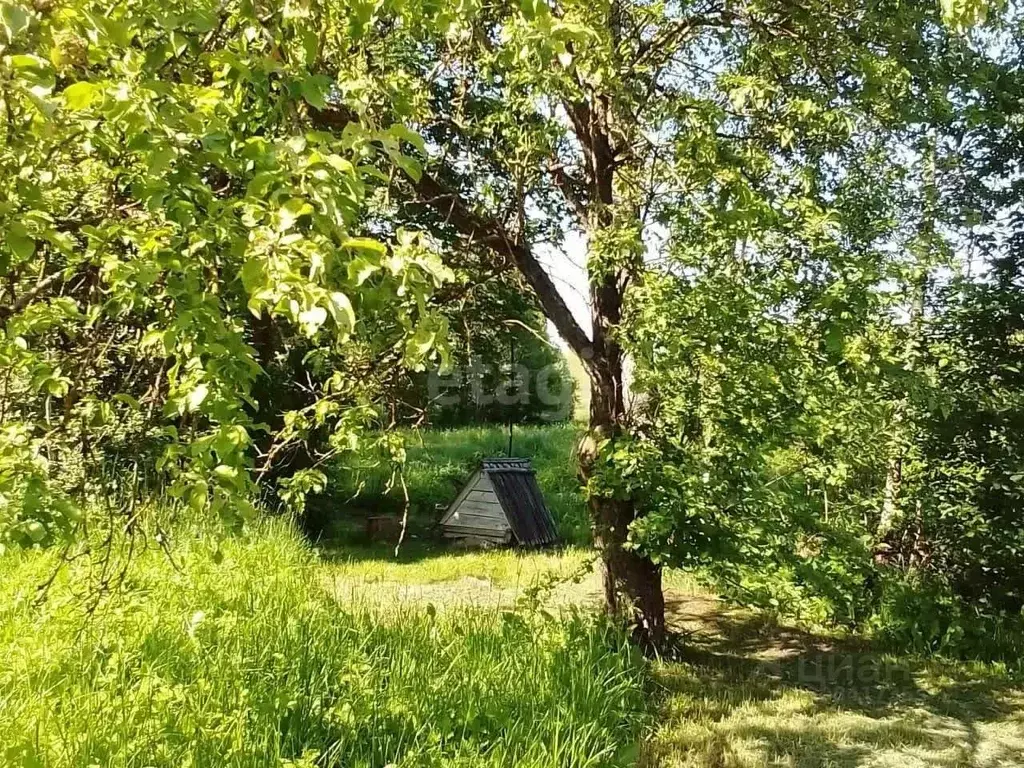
[4, 423, 1024, 767]
[3, 517, 1024, 767]
[0, 523, 648, 768]
[322, 538, 1024, 768]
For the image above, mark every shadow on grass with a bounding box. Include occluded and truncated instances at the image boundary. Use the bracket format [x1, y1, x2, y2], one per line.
[315, 535, 446, 566]
[647, 596, 1024, 768]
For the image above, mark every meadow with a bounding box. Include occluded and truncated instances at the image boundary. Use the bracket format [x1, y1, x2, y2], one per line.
[0, 521, 648, 767]
[3, 424, 1024, 767]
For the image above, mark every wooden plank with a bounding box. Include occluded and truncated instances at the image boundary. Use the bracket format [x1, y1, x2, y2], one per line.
[452, 500, 506, 519]
[450, 507, 506, 524]
[442, 525, 512, 542]
[457, 495, 504, 511]
[448, 512, 510, 530]
[439, 471, 481, 525]
[464, 489, 499, 504]
[443, 525, 503, 535]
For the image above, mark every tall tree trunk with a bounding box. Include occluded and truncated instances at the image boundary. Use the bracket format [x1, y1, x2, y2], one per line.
[407, 169, 667, 647]
[577, 266, 666, 649]
[879, 455, 902, 536]
[881, 131, 935, 542]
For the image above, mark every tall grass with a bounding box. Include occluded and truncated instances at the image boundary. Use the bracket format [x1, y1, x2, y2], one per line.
[322, 424, 589, 544]
[0, 522, 647, 767]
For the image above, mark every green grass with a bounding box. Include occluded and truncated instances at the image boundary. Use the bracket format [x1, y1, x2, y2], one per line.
[0, 522, 648, 768]
[6, 413, 1023, 768]
[645, 655, 1024, 768]
[322, 423, 589, 545]
[5, 517, 1024, 768]
[324, 541, 593, 587]
[643, 607, 1024, 768]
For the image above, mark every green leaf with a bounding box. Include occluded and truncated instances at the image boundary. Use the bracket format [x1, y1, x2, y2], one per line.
[187, 383, 209, 412]
[213, 464, 238, 481]
[348, 0, 376, 36]
[300, 74, 331, 109]
[8, 53, 48, 70]
[7, 222, 35, 260]
[113, 394, 141, 409]
[328, 291, 355, 332]
[279, 198, 313, 231]
[325, 154, 355, 174]
[519, 0, 547, 19]
[298, 305, 327, 335]
[1, 3, 30, 41]
[62, 81, 98, 110]
[406, 324, 435, 360]
[24, 520, 46, 543]
[393, 153, 422, 182]
[342, 237, 387, 256]
[347, 256, 378, 285]
[387, 124, 426, 155]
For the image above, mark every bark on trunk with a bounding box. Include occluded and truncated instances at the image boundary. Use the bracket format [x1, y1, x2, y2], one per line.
[879, 454, 902, 536]
[577, 269, 666, 650]
[585, 472, 667, 650]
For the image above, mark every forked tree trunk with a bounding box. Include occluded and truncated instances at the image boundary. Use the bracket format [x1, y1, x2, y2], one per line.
[408, 164, 667, 648]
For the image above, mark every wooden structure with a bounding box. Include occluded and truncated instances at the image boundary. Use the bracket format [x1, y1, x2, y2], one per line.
[439, 458, 559, 547]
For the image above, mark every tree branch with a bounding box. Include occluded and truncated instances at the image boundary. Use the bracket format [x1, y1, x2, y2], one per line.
[414, 169, 593, 358]
[307, 103, 593, 357]
[0, 269, 68, 323]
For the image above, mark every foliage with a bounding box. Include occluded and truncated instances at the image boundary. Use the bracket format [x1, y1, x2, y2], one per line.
[0, 519, 648, 767]
[878, 262, 1024, 654]
[0, 0, 459, 548]
[401, 308, 575, 429]
[593, 0, 1024, 655]
[303, 0, 1024, 641]
[5, 0, 1024, 661]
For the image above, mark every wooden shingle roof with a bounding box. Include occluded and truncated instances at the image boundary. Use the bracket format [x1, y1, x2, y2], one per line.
[440, 458, 559, 547]
[480, 459, 558, 547]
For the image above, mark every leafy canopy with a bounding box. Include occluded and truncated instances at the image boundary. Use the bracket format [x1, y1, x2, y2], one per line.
[0, 0, 455, 548]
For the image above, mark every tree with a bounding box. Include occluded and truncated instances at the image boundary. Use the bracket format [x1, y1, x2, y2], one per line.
[4, 0, 1012, 650]
[301, 0, 987, 646]
[0, 0, 454, 548]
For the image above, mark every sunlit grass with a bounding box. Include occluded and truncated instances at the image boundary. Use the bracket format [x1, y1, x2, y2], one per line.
[324, 542, 593, 586]
[5, 499, 1022, 768]
[0, 522, 648, 768]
